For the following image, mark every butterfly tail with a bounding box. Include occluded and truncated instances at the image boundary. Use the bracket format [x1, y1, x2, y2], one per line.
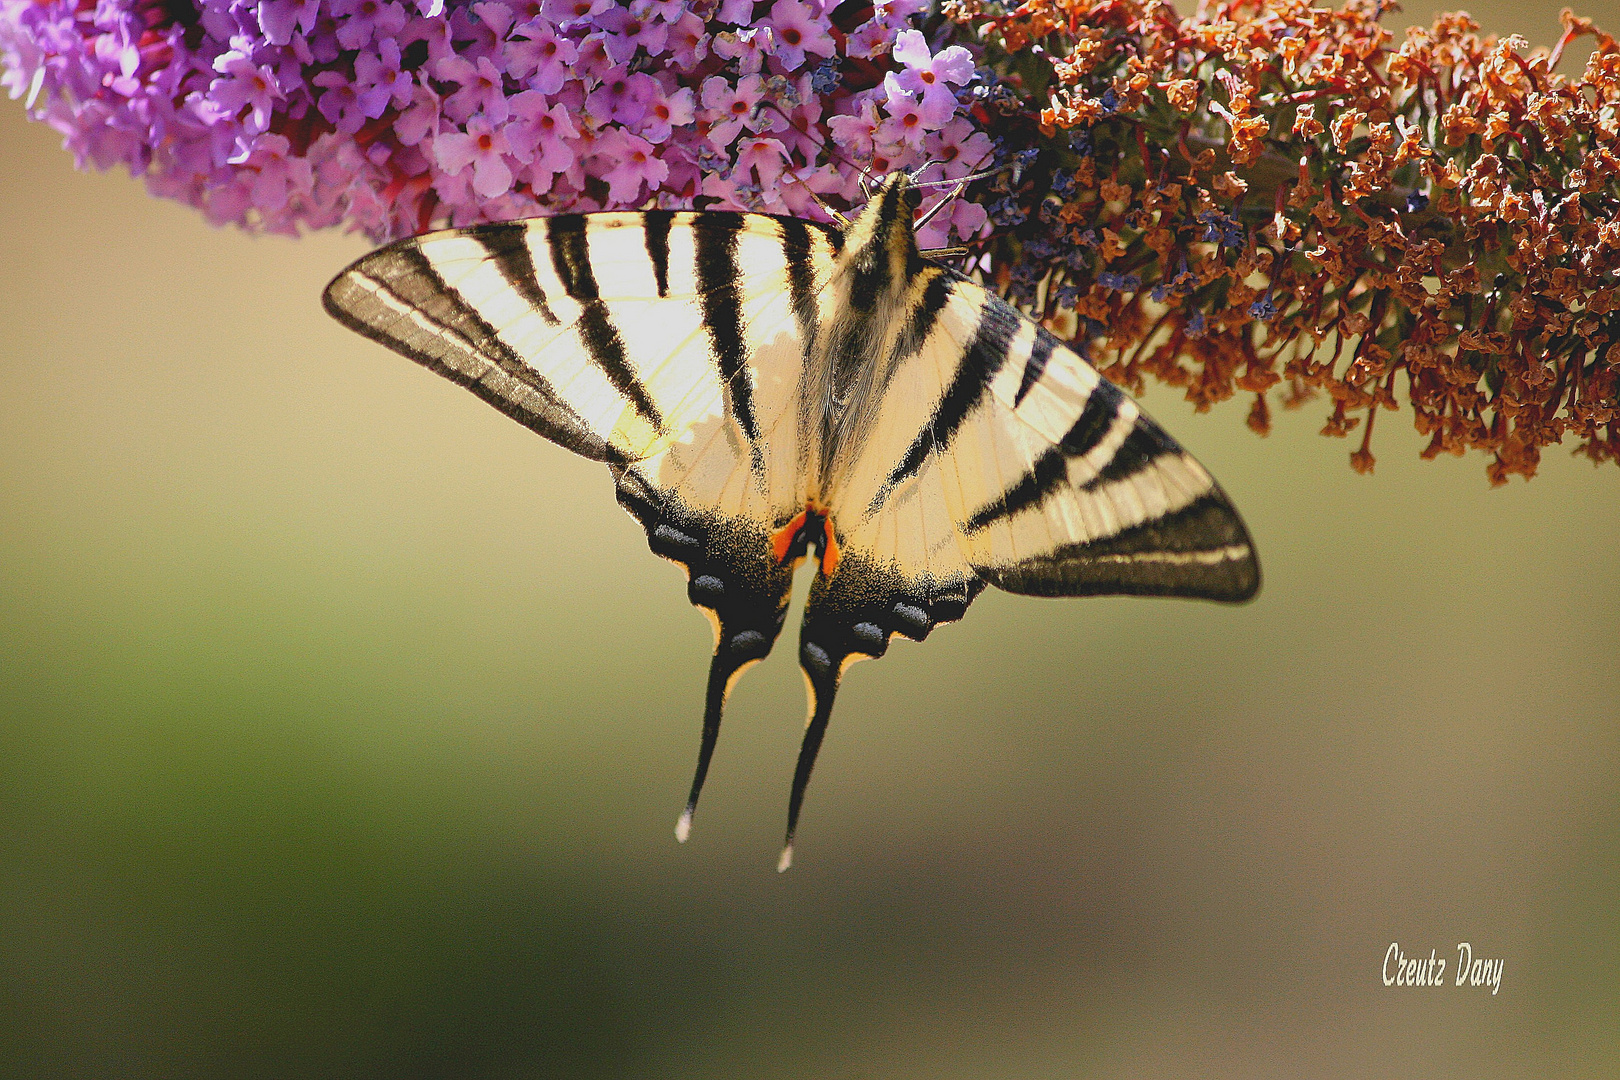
[780, 642, 843, 873]
[778, 553, 985, 870]
[677, 619, 776, 843]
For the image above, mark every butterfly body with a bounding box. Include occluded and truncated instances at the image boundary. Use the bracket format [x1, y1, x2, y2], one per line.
[325, 174, 1259, 868]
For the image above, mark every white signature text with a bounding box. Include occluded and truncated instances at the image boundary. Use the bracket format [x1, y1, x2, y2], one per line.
[1382, 942, 1502, 995]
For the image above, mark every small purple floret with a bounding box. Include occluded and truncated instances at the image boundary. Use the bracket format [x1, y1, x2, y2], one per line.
[0, 0, 994, 244]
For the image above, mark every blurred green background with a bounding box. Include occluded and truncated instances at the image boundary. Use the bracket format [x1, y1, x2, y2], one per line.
[2, 4, 1618, 1076]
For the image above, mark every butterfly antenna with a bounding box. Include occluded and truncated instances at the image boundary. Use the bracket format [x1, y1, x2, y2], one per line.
[907, 162, 1010, 190]
[913, 180, 967, 232]
[906, 158, 944, 184]
[784, 164, 852, 229]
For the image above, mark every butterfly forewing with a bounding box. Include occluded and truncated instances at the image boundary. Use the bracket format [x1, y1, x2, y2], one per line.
[930, 276, 1260, 601]
[324, 211, 840, 465]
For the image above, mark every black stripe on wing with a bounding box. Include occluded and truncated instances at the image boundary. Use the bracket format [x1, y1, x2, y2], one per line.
[545, 215, 666, 432]
[780, 217, 822, 344]
[963, 378, 1126, 534]
[471, 222, 560, 326]
[322, 243, 620, 463]
[968, 378, 1258, 602]
[376, 247, 527, 370]
[1078, 422, 1174, 492]
[692, 212, 762, 447]
[894, 271, 954, 364]
[847, 181, 913, 315]
[873, 296, 1022, 512]
[642, 209, 674, 297]
[1013, 325, 1059, 407]
[978, 489, 1259, 601]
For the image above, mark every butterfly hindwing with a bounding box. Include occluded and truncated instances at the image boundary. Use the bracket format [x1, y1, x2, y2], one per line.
[777, 260, 1257, 863]
[804, 265, 1257, 673]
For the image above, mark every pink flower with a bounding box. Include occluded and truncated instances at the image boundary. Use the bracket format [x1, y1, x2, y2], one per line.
[353, 37, 415, 112]
[712, 27, 772, 75]
[394, 79, 441, 145]
[947, 198, 989, 239]
[313, 70, 382, 134]
[876, 93, 929, 151]
[446, 4, 502, 58]
[665, 11, 709, 68]
[0, 0, 1001, 244]
[257, 0, 321, 47]
[827, 97, 882, 159]
[571, 32, 618, 82]
[596, 0, 668, 64]
[402, 11, 456, 65]
[541, 0, 611, 27]
[775, 95, 827, 159]
[700, 73, 765, 147]
[433, 112, 513, 197]
[924, 117, 993, 179]
[586, 70, 656, 126]
[504, 22, 577, 93]
[635, 82, 694, 144]
[332, 0, 408, 51]
[210, 50, 283, 136]
[642, 0, 690, 20]
[734, 135, 787, 188]
[699, 170, 746, 208]
[469, 1, 514, 38]
[241, 133, 313, 215]
[846, 14, 899, 61]
[504, 89, 577, 173]
[595, 127, 667, 202]
[915, 196, 988, 250]
[764, 0, 835, 71]
[435, 54, 509, 124]
[885, 28, 974, 127]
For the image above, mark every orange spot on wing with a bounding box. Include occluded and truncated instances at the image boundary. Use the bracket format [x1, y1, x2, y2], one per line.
[819, 515, 841, 576]
[772, 503, 842, 576]
[771, 510, 809, 564]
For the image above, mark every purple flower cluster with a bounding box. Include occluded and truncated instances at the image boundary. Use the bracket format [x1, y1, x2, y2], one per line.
[1, 0, 993, 246]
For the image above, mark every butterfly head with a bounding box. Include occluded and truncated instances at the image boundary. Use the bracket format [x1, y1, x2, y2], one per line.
[883, 170, 927, 210]
[849, 167, 989, 264]
[837, 172, 928, 306]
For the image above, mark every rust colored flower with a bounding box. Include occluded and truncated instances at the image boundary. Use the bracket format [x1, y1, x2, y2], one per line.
[947, 0, 1620, 481]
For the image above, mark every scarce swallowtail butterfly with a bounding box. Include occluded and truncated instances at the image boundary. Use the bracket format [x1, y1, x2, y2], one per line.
[324, 172, 1260, 870]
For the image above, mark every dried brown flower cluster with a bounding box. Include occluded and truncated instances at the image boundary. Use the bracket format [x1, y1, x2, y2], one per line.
[945, 0, 1620, 481]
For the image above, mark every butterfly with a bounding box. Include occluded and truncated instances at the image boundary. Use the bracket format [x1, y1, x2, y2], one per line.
[324, 172, 1260, 869]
